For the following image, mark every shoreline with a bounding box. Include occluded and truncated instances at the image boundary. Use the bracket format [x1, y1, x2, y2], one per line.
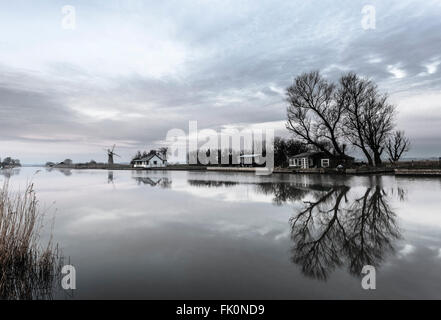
[21, 164, 441, 176]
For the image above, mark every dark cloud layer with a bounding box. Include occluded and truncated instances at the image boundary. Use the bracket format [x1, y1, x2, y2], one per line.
[1, 0, 441, 163]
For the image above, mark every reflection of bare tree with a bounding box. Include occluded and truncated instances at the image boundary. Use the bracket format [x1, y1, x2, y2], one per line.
[256, 183, 337, 206]
[256, 183, 311, 206]
[188, 180, 238, 188]
[344, 187, 400, 276]
[290, 186, 349, 280]
[290, 186, 400, 281]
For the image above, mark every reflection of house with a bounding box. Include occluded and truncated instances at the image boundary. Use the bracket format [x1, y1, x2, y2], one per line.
[133, 153, 167, 168]
[133, 177, 172, 188]
[289, 152, 354, 169]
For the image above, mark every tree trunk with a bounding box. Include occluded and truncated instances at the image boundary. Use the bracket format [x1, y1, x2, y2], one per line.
[361, 147, 373, 166]
[373, 152, 382, 167]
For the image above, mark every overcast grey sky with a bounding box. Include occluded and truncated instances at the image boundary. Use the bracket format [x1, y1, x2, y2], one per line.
[1, 0, 440, 163]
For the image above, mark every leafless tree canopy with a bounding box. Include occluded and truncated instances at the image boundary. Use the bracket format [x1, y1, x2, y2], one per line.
[362, 93, 395, 166]
[286, 71, 345, 157]
[286, 71, 400, 166]
[386, 131, 411, 163]
[338, 73, 377, 165]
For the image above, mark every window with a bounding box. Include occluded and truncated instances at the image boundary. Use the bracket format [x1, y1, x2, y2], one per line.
[154, 160, 157, 165]
[321, 159, 330, 168]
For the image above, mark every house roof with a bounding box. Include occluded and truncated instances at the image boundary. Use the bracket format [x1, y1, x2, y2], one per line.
[134, 153, 166, 162]
[290, 152, 354, 160]
[340, 154, 355, 160]
[290, 151, 324, 158]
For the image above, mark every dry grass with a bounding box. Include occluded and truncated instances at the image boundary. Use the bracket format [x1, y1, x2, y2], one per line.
[386, 160, 441, 169]
[0, 181, 62, 300]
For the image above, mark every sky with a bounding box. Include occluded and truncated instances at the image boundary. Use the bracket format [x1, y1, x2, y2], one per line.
[0, 0, 441, 164]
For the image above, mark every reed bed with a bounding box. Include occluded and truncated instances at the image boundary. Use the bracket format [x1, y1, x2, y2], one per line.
[0, 181, 62, 300]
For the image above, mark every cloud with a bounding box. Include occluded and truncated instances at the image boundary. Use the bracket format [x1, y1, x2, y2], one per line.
[398, 244, 416, 258]
[1, 0, 441, 163]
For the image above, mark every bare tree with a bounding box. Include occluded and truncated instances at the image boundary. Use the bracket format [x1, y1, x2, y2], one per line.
[286, 70, 399, 166]
[286, 71, 345, 156]
[363, 93, 395, 166]
[273, 137, 308, 167]
[386, 131, 410, 163]
[338, 72, 395, 166]
[158, 147, 168, 159]
[338, 73, 375, 165]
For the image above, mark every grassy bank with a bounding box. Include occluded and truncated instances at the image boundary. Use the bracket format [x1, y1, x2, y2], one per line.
[46, 160, 441, 176]
[386, 160, 441, 169]
[0, 182, 62, 299]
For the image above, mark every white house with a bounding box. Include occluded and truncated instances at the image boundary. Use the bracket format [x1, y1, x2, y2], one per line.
[133, 153, 167, 168]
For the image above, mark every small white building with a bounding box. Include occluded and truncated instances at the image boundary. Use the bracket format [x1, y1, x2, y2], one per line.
[133, 153, 167, 168]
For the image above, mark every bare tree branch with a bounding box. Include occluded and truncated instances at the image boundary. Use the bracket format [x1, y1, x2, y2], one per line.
[286, 71, 344, 156]
[386, 131, 410, 163]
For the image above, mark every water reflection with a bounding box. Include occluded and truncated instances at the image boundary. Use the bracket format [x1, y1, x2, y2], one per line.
[290, 185, 400, 281]
[45, 167, 72, 176]
[133, 177, 172, 188]
[3, 168, 440, 299]
[390, 186, 407, 202]
[187, 176, 403, 281]
[188, 180, 238, 188]
[0, 168, 21, 178]
[256, 183, 327, 206]
[108, 171, 114, 184]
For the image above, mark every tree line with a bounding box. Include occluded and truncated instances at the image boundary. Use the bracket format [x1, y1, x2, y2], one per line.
[286, 71, 410, 166]
[0, 157, 21, 168]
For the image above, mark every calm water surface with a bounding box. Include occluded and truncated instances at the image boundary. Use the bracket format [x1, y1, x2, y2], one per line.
[1, 167, 441, 299]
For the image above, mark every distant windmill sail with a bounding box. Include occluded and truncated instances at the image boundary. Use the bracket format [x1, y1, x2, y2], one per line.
[105, 144, 121, 165]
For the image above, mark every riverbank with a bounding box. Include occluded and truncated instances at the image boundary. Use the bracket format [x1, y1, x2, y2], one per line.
[50, 163, 132, 170]
[395, 169, 441, 176]
[40, 164, 441, 176]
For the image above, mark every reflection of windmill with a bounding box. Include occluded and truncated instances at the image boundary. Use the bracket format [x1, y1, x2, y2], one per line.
[108, 171, 114, 184]
[104, 145, 121, 165]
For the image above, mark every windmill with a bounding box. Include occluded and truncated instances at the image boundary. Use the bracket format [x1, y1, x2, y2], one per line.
[104, 144, 121, 165]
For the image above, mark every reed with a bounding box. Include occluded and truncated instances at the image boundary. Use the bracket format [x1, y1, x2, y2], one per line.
[0, 181, 62, 300]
